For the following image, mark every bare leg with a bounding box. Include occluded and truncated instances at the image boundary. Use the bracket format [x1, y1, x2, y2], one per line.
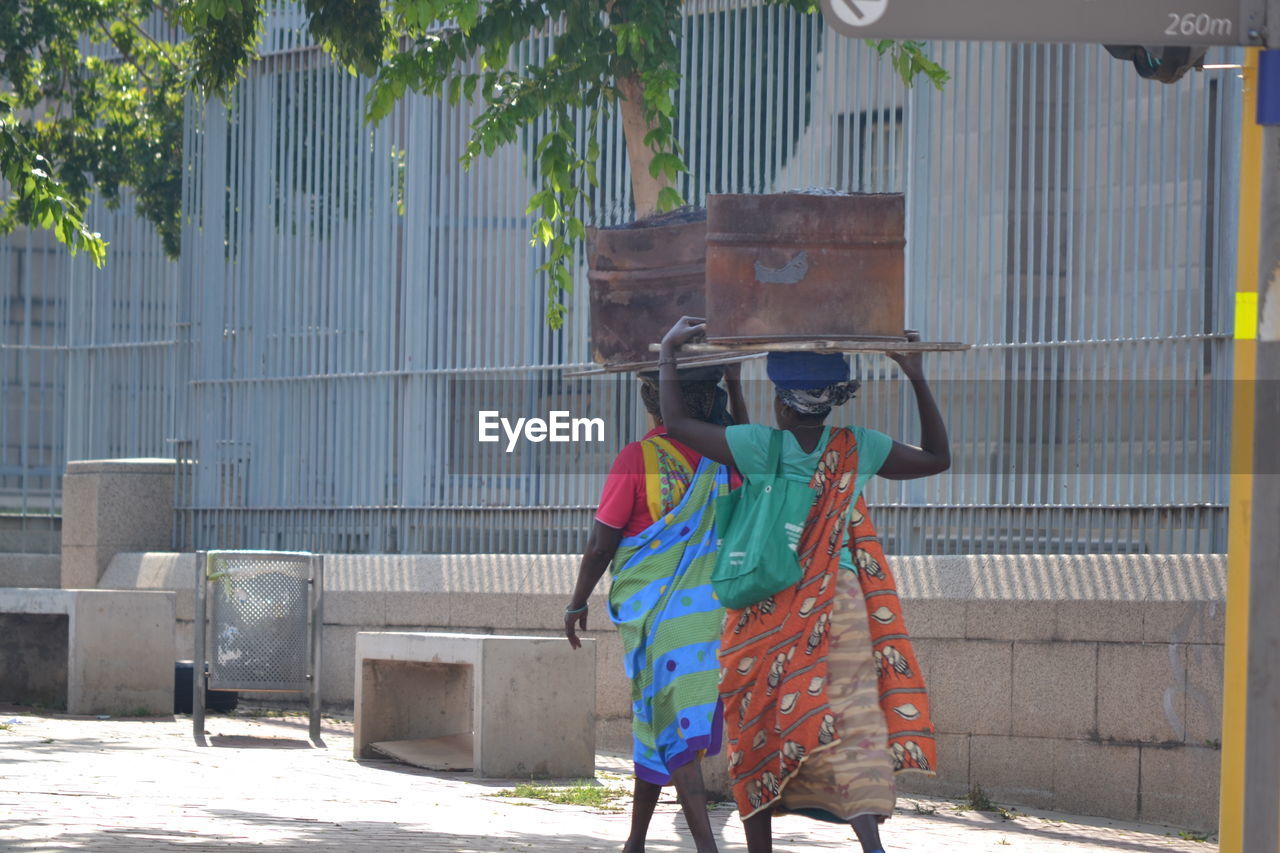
[669, 760, 720, 853]
[623, 778, 662, 853]
[742, 807, 773, 853]
[850, 814, 885, 852]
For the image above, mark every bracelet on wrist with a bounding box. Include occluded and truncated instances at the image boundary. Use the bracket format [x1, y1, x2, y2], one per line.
[565, 603, 589, 615]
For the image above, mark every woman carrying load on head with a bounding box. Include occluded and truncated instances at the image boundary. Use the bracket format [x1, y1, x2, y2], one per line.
[564, 364, 747, 853]
[657, 317, 950, 853]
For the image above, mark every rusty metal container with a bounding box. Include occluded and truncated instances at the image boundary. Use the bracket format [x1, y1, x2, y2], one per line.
[705, 193, 905, 343]
[587, 209, 707, 367]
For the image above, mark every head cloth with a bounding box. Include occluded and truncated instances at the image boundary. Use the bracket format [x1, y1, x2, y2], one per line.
[767, 352, 859, 415]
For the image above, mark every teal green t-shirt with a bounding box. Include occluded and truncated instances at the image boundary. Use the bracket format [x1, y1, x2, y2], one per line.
[723, 424, 893, 572]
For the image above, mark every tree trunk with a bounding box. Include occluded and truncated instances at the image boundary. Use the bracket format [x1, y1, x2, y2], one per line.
[617, 73, 668, 220]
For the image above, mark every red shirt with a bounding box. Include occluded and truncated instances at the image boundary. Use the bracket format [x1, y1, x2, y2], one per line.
[595, 426, 739, 538]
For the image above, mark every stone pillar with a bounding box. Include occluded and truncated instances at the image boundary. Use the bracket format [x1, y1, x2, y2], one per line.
[60, 459, 177, 589]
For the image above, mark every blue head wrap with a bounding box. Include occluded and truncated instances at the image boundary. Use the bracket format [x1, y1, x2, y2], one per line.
[767, 352, 859, 415]
[766, 352, 851, 390]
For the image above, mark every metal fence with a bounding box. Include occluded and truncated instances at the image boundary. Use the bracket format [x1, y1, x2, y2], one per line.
[1, 1, 1243, 556]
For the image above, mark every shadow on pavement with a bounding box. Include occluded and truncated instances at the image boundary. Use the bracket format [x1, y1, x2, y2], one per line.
[207, 735, 314, 749]
[0, 794, 1208, 852]
[0, 810, 670, 852]
[0, 737, 154, 758]
[0, 802, 1202, 853]
[885, 806, 1207, 852]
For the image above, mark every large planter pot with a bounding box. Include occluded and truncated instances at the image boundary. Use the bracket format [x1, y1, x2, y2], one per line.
[587, 209, 707, 367]
[705, 193, 906, 343]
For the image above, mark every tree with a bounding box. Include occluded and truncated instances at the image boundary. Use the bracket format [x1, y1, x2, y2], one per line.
[0, 0, 260, 264]
[343, 2, 947, 327]
[1, 96, 106, 266]
[0, 0, 945, 325]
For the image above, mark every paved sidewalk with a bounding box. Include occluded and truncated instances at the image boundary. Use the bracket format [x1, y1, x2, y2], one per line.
[0, 707, 1216, 852]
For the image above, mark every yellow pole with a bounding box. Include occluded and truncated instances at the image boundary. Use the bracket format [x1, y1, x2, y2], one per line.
[1218, 46, 1262, 853]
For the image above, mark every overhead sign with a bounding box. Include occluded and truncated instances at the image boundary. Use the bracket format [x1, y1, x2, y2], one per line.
[834, 0, 890, 27]
[820, 0, 1266, 46]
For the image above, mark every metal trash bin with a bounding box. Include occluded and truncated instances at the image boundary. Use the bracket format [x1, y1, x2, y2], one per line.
[193, 550, 323, 744]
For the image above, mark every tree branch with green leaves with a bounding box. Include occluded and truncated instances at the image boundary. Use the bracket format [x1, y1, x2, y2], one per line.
[0, 0, 263, 264]
[0, 0, 947, 319]
[351, 0, 947, 328]
[0, 96, 107, 266]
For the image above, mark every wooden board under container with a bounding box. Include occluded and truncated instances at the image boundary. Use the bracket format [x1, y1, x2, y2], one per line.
[563, 350, 764, 378]
[650, 339, 970, 355]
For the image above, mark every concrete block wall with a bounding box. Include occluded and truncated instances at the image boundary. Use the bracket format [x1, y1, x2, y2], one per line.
[0, 554, 60, 588]
[0, 512, 61, 589]
[0, 458, 176, 592]
[0, 515, 60, 555]
[100, 551, 1224, 833]
[895, 554, 1224, 832]
[60, 459, 175, 589]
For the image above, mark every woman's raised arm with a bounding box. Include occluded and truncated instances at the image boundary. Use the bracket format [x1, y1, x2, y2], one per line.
[877, 331, 951, 480]
[658, 317, 737, 466]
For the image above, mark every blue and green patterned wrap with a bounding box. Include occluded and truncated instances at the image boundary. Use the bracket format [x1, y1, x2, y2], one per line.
[608, 455, 730, 785]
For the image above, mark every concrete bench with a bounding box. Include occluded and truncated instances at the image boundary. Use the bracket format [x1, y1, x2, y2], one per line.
[354, 631, 596, 779]
[0, 588, 175, 715]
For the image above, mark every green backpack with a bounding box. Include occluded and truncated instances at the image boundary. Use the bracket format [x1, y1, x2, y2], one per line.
[711, 429, 817, 610]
